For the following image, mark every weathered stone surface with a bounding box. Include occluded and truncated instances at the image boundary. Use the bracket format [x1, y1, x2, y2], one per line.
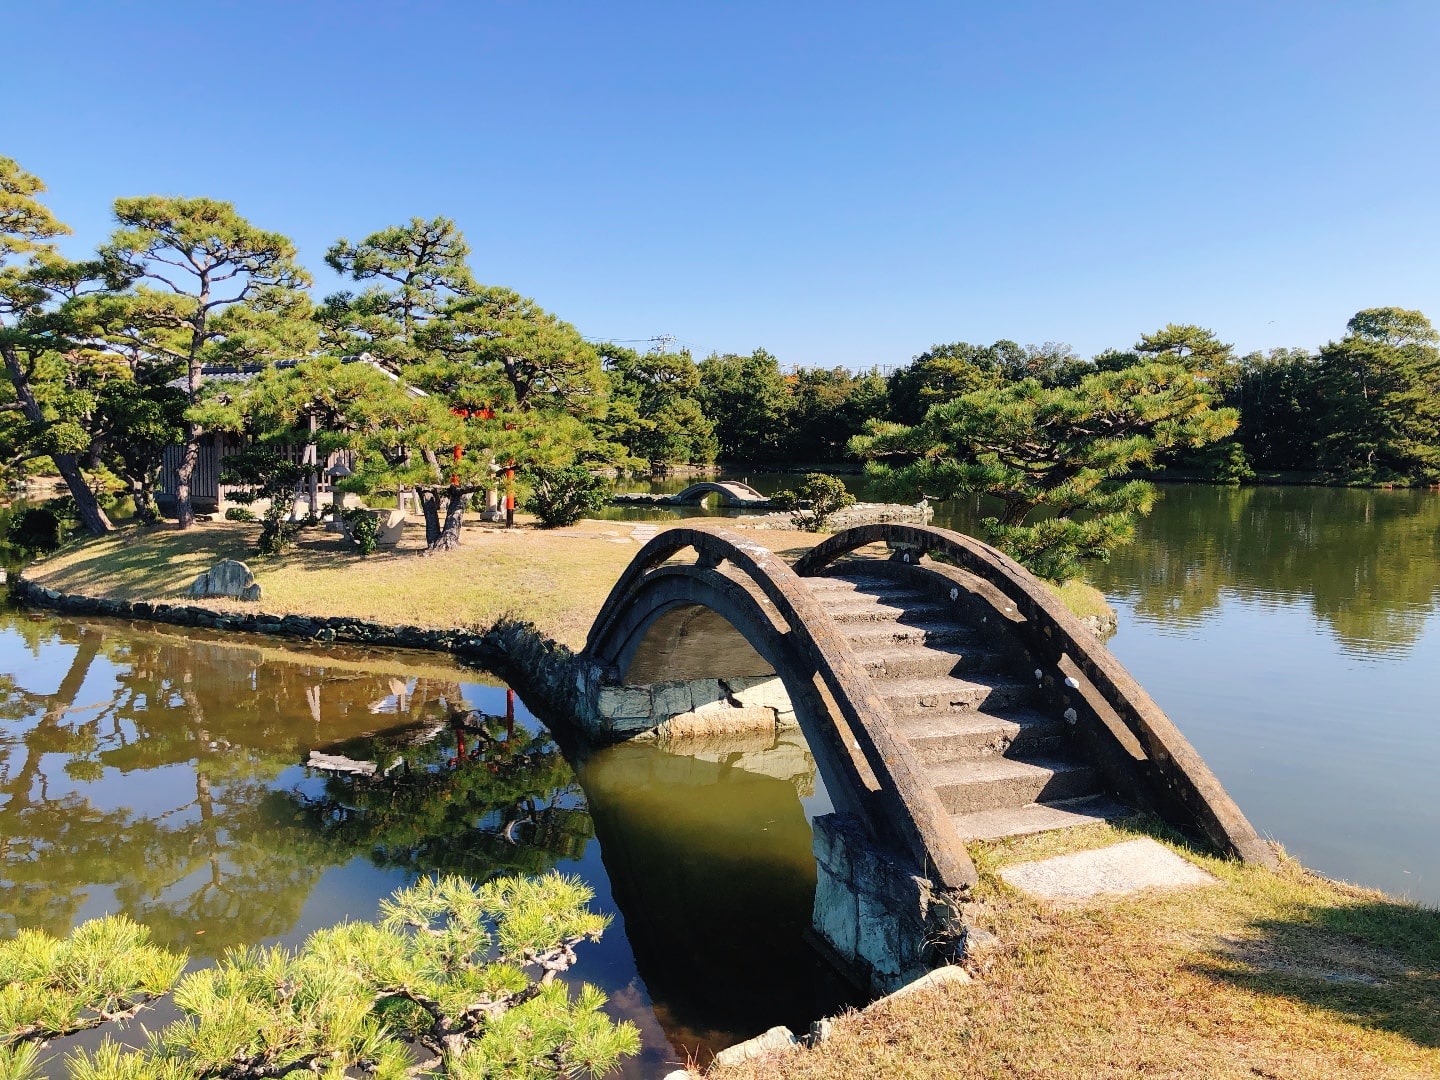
[998, 837, 1217, 902]
[809, 810, 960, 992]
[858, 888, 920, 984]
[711, 1026, 799, 1068]
[962, 925, 1001, 958]
[811, 812, 853, 880]
[649, 680, 695, 719]
[184, 559, 261, 601]
[597, 686, 651, 720]
[608, 713, 656, 737]
[375, 508, 407, 546]
[727, 674, 792, 712]
[813, 863, 858, 959]
[659, 705, 776, 737]
[868, 964, 972, 1009]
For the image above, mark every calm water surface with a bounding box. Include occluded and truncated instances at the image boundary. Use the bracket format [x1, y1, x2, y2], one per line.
[609, 476, 1440, 904]
[0, 615, 848, 1076]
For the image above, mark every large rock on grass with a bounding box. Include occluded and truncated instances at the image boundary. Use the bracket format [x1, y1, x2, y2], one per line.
[185, 559, 261, 601]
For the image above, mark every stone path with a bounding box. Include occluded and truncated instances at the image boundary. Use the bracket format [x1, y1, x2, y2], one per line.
[997, 837, 1217, 901]
[630, 524, 659, 543]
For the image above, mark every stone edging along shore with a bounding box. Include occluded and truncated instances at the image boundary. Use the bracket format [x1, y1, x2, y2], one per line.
[10, 575, 592, 725]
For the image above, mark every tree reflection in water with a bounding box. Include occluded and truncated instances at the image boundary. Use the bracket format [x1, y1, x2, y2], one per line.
[0, 614, 590, 956]
[1085, 485, 1440, 655]
[285, 699, 592, 880]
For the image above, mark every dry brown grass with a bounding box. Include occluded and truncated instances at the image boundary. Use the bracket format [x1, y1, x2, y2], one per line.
[21, 516, 826, 649]
[713, 820, 1440, 1080]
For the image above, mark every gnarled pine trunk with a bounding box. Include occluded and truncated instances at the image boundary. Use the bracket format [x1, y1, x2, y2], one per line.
[433, 491, 465, 551]
[128, 468, 160, 526]
[416, 485, 472, 554]
[417, 488, 443, 548]
[53, 454, 114, 536]
[173, 419, 200, 530]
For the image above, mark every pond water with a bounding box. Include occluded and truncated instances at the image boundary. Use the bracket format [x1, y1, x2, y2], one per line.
[0, 613, 849, 1076]
[607, 476, 1440, 905]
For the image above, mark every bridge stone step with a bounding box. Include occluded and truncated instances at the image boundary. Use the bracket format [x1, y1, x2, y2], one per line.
[877, 674, 1038, 714]
[826, 599, 954, 624]
[859, 643, 1006, 679]
[893, 707, 1065, 762]
[804, 575, 927, 598]
[842, 620, 977, 649]
[950, 795, 1133, 841]
[926, 756, 1103, 815]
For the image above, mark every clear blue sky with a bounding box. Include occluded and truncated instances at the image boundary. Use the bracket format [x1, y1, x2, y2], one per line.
[7, 1, 1438, 367]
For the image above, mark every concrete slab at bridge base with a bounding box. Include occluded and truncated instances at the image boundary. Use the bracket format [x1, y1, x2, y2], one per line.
[588, 675, 798, 742]
[998, 837, 1218, 902]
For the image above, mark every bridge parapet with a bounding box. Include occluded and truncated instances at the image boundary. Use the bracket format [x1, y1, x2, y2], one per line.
[795, 524, 1276, 868]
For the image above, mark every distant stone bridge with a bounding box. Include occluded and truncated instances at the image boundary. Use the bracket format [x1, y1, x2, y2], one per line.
[610, 481, 773, 509]
[578, 524, 1274, 992]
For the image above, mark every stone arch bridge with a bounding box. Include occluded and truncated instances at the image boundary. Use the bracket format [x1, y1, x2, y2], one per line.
[670, 480, 769, 505]
[610, 481, 773, 510]
[579, 524, 1274, 992]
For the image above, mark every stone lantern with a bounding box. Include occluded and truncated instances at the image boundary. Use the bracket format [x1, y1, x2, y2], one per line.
[327, 461, 353, 529]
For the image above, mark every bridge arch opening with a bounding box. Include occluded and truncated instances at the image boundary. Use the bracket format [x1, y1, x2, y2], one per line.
[584, 588, 875, 1023]
[625, 604, 774, 683]
[582, 536, 948, 995]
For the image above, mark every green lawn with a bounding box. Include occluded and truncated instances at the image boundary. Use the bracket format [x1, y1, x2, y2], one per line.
[23, 518, 654, 649]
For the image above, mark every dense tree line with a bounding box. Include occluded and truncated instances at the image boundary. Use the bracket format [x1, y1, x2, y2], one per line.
[4, 152, 1436, 563]
[610, 316, 1440, 489]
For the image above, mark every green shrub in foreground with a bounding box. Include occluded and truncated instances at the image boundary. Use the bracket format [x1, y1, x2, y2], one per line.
[1, 874, 638, 1079]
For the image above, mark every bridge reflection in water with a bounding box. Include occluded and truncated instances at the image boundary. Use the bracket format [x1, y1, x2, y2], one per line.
[577, 731, 854, 1060]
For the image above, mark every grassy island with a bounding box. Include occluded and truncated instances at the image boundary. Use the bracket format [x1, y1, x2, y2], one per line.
[18, 516, 1116, 649]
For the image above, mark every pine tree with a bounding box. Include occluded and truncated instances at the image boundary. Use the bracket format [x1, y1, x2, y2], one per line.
[852, 363, 1238, 581]
[1315, 308, 1440, 483]
[3, 876, 638, 1079]
[0, 157, 120, 535]
[322, 219, 610, 551]
[100, 197, 314, 529]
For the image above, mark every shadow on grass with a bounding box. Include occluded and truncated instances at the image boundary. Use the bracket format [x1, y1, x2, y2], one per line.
[31, 522, 433, 595]
[31, 526, 252, 597]
[1190, 893, 1440, 1048]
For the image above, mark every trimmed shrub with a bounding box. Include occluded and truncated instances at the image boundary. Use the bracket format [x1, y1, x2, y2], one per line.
[523, 466, 610, 528]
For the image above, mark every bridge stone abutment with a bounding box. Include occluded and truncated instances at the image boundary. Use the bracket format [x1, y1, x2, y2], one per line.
[591, 602, 799, 741]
